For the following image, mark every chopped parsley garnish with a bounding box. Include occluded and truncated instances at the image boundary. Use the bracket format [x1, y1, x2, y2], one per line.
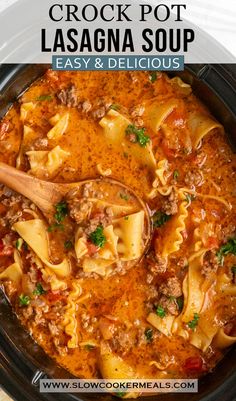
[123, 152, 129, 158]
[33, 283, 46, 296]
[125, 124, 150, 147]
[124, 216, 129, 220]
[185, 193, 195, 204]
[156, 305, 166, 318]
[176, 296, 184, 311]
[19, 294, 30, 307]
[187, 313, 199, 330]
[120, 193, 129, 201]
[89, 225, 106, 248]
[116, 392, 126, 398]
[36, 94, 53, 102]
[149, 71, 157, 83]
[47, 223, 65, 232]
[216, 238, 236, 265]
[144, 327, 153, 343]
[64, 240, 73, 250]
[173, 169, 179, 180]
[54, 201, 68, 223]
[85, 344, 95, 350]
[110, 104, 120, 111]
[152, 211, 171, 228]
[15, 238, 23, 250]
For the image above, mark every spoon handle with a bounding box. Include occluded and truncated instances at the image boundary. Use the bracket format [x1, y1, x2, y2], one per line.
[0, 162, 62, 218]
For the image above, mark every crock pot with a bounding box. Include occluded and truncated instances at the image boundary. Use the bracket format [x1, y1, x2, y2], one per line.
[0, 64, 236, 401]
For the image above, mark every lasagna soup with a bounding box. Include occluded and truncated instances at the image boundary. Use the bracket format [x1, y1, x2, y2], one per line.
[0, 70, 236, 396]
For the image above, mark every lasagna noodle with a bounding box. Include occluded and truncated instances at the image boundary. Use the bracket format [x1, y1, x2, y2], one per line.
[0, 263, 22, 286]
[26, 145, 70, 177]
[161, 191, 188, 257]
[99, 109, 156, 171]
[63, 280, 82, 348]
[47, 113, 69, 140]
[13, 219, 71, 278]
[145, 98, 178, 132]
[113, 211, 144, 261]
[187, 112, 223, 149]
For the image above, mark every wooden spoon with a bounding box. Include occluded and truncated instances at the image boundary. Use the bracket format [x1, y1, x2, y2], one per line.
[0, 162, 151, 253]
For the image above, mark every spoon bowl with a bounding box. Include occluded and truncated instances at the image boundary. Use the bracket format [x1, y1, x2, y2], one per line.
[0, 162, 151, 257]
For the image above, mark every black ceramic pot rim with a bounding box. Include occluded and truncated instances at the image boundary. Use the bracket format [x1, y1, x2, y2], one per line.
[0, 64, 236, 401]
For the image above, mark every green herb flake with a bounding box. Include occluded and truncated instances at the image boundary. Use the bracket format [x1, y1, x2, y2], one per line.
[123, 152, 129, 159]
[33, 283, 46, 296]
[116, 392, 126, 398]
[156, 305, 166, 318]
[110, 104, 120, 111]
[89, 225, 106, 248]
[64, 240, 73, 250]
[125, 124, 150, 147]
[85, 344, 95, 351]
[54, 201, 68, 223]
[152, 211, 171, 228]
[124, 216, 129, 221]
[144, 327, 153, 343]
[176, 296, 184, 311]
[47, 223, 64, 232]
[216, 238, 236, 265]
[149, 71, 157, 83]
[36, 94, 53, 102]
[19, 294, 30, 307]
[184, 193, 195, 204]
[120, 193, 129, 201]
[173, 169, 179, 180]
[15, 238, 23, 250]
[187, 313, 199, 330]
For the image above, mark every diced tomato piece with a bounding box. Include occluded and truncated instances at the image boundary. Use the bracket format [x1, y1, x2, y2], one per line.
[0, 243, 13, 256]
[181, 229, 188, 240]
[224, 321, 236, 337]
[166, 108, 186, 128]
[183, 356, 206, 373]
[204, 236, 219, 250]
[0, 121, 9, 140]
[46, 291, 64, 303]
[87, 241, 99, 256]
[162, 141, 177, 159]
[0, 240, 4, 252]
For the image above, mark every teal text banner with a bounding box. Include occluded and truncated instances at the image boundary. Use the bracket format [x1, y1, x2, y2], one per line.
[52, 55, 184, 71]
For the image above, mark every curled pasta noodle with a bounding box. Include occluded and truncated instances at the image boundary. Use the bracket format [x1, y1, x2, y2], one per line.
[20, 102, 35, 122]
[181, 250, 207, 323]
[63, 280, 82, 348]
[180, 187, 232, 211]
[161, 190, 188, 257]
[113, 211, 144, 261]
[152, 159, 169, 187]
[187, 112, 223, 149]
[217, 272, 236, 296]
[213, 327, 236, 349]
[26, 145, 70, 177]
[169, 77, 192, 96]
[13, 219, 71, 278]
[147, 313, 175, 337]
[96, 164, 112, 177]
[0, 263, 22, 286]
[47, 113, 69, 140]
[145, 98, 178, 132]
[99, 109, 156, 172]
